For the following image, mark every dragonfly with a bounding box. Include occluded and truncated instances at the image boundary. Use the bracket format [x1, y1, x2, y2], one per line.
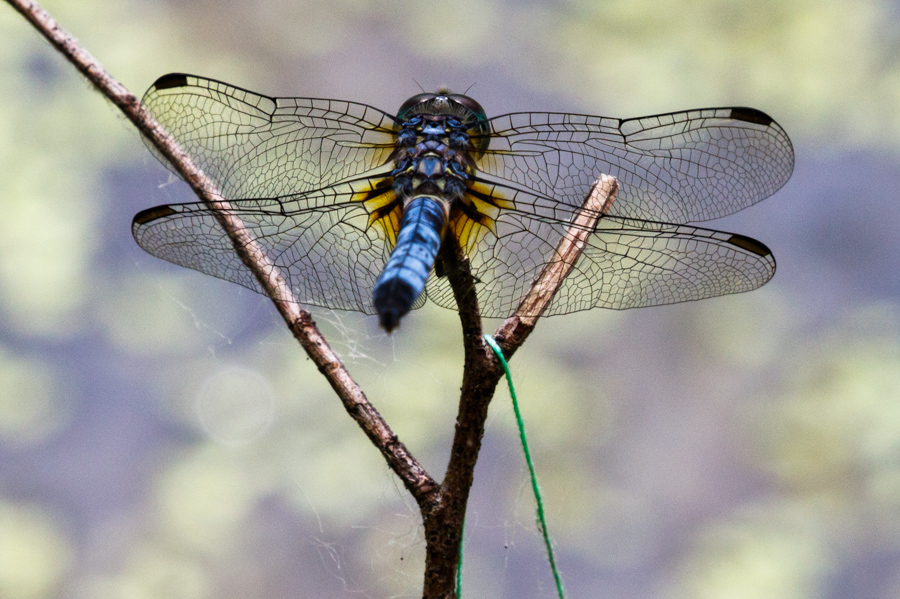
[133, 74, 794, 331]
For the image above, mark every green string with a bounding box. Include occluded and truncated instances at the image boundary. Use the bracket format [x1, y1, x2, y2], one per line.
[482, 334, 566, 599]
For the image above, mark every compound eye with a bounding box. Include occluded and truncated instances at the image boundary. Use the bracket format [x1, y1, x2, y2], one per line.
[446, 94, 489, 156]
[447, 94, 487, 123]
[397, 93, 438, 120]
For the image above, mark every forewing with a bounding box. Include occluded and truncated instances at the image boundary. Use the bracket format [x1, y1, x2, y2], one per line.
[131, 181, 404, 314]
[477, 107, 793, 223]
[425, 187, 775, 317]
[142, 73, 398, 198]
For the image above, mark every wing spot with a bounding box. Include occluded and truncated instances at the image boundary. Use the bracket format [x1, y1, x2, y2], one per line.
[133, 205, 178, 225]
[726, 233, 771, 257]
[729, 108, 774, 127]
[152, 73, 189, 90]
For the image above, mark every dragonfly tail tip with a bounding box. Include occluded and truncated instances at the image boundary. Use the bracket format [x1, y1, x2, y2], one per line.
[373, 278, 419, 333]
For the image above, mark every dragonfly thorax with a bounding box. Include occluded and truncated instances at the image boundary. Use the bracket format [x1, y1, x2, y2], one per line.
[392, 114, 473, 204]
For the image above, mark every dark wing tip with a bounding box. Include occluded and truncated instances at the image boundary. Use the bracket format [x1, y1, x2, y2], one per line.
[729, 107, 775, 127]
[151, 73, 190, 91]
[726, 233, 772, 257]
[133, 205, 177, 227]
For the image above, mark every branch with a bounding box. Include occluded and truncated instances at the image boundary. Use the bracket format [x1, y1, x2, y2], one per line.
[424, 174, 619, 597]
[452, 173, 618, 487]
[5, 0, 440, 507]
[9, 3, 622, 595]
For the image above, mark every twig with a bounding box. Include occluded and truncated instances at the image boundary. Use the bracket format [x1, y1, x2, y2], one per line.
[495, 174, 619, 353]
[513, 175, 618, 324]
[5, 0, 439, 507]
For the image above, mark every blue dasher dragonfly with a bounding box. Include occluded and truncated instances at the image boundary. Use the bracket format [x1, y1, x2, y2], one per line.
[133, 74, 793, 331]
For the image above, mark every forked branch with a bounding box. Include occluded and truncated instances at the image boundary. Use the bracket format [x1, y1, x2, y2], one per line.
[425, 175, 618, 598]
[8, 1, 619, 596]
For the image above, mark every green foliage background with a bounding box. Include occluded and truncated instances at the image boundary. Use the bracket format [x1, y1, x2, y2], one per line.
[2, 0, 900, 597]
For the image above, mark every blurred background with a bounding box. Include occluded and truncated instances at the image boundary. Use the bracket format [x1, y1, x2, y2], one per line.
[2, 0, 900, 597]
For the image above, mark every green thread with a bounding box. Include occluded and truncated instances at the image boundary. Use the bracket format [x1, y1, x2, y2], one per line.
[483, 334, 566, 599]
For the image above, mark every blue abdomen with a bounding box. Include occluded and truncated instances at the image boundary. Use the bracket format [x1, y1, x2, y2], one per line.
[373, 196, 447, 331]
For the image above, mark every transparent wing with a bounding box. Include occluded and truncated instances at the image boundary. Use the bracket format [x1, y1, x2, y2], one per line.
[142, 73, 398, 198]
[137, 78, 785, 317]
[425, 185, 776, 317]
[134, 180, 774, 316]
[131, 178, 426, 314]
[476, 107, 793, 223]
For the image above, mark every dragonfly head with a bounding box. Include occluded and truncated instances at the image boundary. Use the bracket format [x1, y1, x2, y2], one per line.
[397, 92, 490, 155]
